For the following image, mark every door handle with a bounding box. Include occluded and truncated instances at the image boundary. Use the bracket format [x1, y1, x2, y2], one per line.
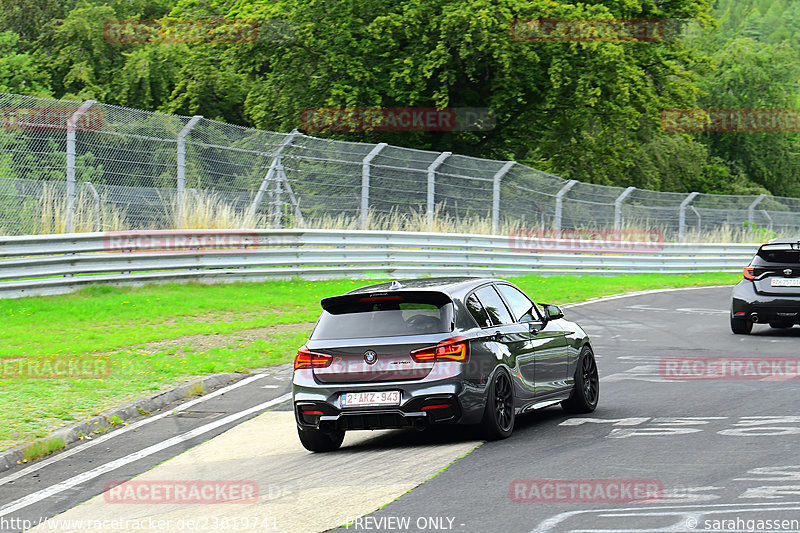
[493, 331, 503, 342]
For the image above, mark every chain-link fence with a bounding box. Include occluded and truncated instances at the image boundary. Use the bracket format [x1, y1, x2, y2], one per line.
[2, 92, 800, 240]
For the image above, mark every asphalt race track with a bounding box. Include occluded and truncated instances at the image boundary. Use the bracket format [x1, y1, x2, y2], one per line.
[3, 285, 800, 533]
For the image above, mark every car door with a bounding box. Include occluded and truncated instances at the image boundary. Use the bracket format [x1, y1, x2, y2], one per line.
[470, 285, 537, 403]
[495, 283, 571, 396]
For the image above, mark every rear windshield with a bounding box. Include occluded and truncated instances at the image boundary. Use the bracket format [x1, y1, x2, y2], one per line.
[757, 246, 800, 264]
[311, 292, 453, 340]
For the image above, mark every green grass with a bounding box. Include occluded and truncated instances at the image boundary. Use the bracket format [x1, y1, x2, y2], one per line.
[0, 273, 739, 451]
[21, 437, 66, 462]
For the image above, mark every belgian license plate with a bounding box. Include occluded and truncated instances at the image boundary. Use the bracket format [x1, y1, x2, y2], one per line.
[771, 278, 800, 287]
[340, 391, 400, 408]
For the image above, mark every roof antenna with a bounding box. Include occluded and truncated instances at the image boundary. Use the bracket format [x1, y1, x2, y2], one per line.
[389, 281, 403, 290]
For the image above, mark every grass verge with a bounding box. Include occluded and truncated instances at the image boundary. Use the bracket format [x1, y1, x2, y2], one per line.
[0, 272, 739, 451]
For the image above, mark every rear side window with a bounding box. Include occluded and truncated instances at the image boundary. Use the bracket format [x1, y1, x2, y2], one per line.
[757, 247, 800, 264]
[473, 285, 514, 326]
[312, 292, 453, 340]
[466, 293, 491, 327]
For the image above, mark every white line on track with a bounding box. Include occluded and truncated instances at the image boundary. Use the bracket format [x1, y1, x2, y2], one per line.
[0, 392, 292, 518]
[562, 285, 731, 309]
[0, 373, 273, 487]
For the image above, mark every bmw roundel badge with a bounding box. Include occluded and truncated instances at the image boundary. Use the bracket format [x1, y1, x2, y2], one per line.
[364, 350, 378, 365]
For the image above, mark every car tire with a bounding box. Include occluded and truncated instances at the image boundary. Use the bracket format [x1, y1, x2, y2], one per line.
[730, 315, 753, 334]
[297, 427, 345, 453]
[562, 345, 599, 414]
[480, 368, 515, 440]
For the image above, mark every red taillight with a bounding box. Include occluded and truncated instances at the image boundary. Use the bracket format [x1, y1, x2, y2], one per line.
[743, 266, 755, 280]
[422, 404, 451, 410]
[302, 410, 323, 415]
[294, 346, 333, 370]
[410, 337, 470, 363]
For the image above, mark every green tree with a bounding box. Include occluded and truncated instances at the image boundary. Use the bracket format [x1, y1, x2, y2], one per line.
[0, 31, 50, 95]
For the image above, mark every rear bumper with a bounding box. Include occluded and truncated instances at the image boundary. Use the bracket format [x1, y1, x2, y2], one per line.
[295, 394, 462, 431]
[732, 281, 800, 323]
[292, 372, 486, 431]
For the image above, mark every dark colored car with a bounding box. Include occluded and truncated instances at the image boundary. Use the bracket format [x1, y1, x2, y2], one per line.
[292, 277, 598, 452]
[731, 239, 800, 334]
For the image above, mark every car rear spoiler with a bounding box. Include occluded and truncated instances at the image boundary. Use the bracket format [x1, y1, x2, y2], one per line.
[321, 290, 453, 312]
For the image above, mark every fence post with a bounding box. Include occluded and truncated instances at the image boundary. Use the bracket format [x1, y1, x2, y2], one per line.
[690, 206, 701, 234]
[427, 152, 451, 228]
[272, 171, 283, 227]
[176, 115, 202, 229]
[678, 191, 699, 243]
[761, 209, 773, 232]
[747, 194, 767, 225]
[361, 143, 387, 230]
[65, 100, 96, 233]
[491, 161, 515, 234]
[554, 179, 578, 232]
[83, 182, 101, 232]
[613, 186, 636, 230]
[247, 130, 299, 224]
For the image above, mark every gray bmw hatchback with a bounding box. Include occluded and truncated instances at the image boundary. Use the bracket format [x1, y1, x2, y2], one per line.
[292, 277, 598, 452]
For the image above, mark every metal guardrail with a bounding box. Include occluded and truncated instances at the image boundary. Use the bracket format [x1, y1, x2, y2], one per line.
[0, 229, 756, 299]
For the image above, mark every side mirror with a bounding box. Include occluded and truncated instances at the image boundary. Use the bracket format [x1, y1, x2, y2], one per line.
[541, 303, 564, 321]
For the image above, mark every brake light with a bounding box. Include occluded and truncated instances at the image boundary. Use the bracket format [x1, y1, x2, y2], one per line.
[410, 337, 470, 363]
[294, 346, 333, 370]
[359, 296, 404, 302]
[422, 404, 451, 410]
[743, 266, 755, 280]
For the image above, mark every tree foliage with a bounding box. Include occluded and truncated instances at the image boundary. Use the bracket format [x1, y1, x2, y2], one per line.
[0, 0, 798, 197]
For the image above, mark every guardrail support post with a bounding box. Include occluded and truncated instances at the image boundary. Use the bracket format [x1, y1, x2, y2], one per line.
[554, 179, 578, 232]
[747, 194, 767, 226]
[678, 191, 699, 243]
[361, 143, 387, 230]
[247, 130, 299, 225]
[176, 115, 202, 229]
[65, 100, 96, 234]
[491, 161, 515, 234]
[614, 186, 636, 230]
[83, 182, 101, 232]
[427, 152, 451, 228]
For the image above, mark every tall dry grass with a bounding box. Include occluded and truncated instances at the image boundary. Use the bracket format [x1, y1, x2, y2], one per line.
[33, 184, 127, 234]
[300, 205, 530, 235]
[15, 187, 796, 243]
[164, 191, 268, 230]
